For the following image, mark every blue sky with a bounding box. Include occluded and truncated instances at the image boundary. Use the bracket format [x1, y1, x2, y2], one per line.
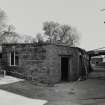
[0, 0, 105, 50]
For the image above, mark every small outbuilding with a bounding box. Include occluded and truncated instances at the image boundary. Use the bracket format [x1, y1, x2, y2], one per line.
[1, 43, 89, 83]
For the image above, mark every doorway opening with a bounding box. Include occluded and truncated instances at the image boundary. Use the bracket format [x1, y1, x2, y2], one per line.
[61, 57, 69, 81]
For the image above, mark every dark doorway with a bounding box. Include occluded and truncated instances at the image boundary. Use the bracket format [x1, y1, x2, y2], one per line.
[61, 57, 69, 81]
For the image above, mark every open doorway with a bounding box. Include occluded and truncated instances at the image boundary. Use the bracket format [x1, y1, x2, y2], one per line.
[61, 57, 69, 81]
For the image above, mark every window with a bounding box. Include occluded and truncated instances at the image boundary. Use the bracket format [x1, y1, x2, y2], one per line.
[10, 51, 19, 66]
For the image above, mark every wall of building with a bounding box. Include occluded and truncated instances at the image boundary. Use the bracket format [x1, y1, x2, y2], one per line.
[49, 45, 80, 82]
[2, 44, 88, 83]
[2, 44, 50, 83]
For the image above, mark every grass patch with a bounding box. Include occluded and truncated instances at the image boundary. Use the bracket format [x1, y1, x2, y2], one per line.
[0, 80, 47, 99]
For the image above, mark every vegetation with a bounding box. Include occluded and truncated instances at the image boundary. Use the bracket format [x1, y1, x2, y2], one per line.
[0, 9, 80, 46]
[42, 21, 80, 46]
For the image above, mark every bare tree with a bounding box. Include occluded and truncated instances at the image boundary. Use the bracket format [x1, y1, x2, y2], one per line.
[0, 9, 7, 31]
[43, 21, 59, 43]
[43, 21, 80, 46]
[0, 25, 20, 44]
[22, 34, 35, 43]
[70, 27, 80, 46]
[0, 10, 23, 44]
[36, 33, 44, 43]
[0, 9, 19, 44]
[58, 25, 73, 45]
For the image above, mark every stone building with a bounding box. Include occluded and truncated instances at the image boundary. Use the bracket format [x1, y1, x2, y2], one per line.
[1, 43, 89, 83]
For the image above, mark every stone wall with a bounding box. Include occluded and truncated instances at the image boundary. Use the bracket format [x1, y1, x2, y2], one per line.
[2, 44, 51, 83]
[2, 43, 89, 83]
[48, 45, 80, 81]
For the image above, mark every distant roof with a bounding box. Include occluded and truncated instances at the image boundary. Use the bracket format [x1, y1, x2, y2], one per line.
[87, 50, 105, 56]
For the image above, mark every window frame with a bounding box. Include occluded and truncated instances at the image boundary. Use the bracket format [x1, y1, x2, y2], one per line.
[10, 51, 19, 66]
